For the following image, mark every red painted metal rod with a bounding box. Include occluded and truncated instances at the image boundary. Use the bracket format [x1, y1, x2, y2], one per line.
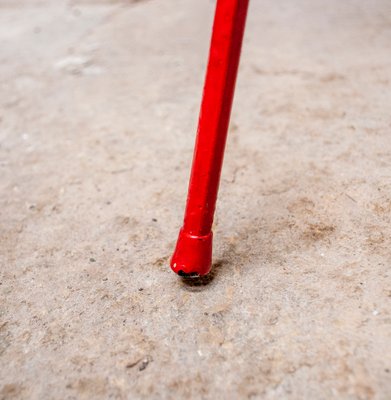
[171, 0, 249, 276]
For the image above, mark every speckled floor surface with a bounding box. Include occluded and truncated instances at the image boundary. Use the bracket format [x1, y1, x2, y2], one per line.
[0, 0, 390, 399]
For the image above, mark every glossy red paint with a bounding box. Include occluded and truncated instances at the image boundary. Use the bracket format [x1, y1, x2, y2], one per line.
[170, 0, 249, 276]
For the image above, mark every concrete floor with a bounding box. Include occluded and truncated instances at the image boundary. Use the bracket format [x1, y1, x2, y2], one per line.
[1, 0, 391, 399]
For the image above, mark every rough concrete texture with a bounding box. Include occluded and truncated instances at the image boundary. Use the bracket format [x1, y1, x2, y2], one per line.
[1, 0, 391, 399]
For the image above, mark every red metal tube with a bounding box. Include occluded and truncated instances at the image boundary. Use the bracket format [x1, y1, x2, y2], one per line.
[171, 0, 249, 276]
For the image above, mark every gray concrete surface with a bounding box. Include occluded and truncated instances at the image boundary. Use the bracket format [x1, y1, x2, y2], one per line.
[1, 0, 391, 399]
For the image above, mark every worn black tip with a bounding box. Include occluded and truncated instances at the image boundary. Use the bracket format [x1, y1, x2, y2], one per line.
[178, 270, 199, 278]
